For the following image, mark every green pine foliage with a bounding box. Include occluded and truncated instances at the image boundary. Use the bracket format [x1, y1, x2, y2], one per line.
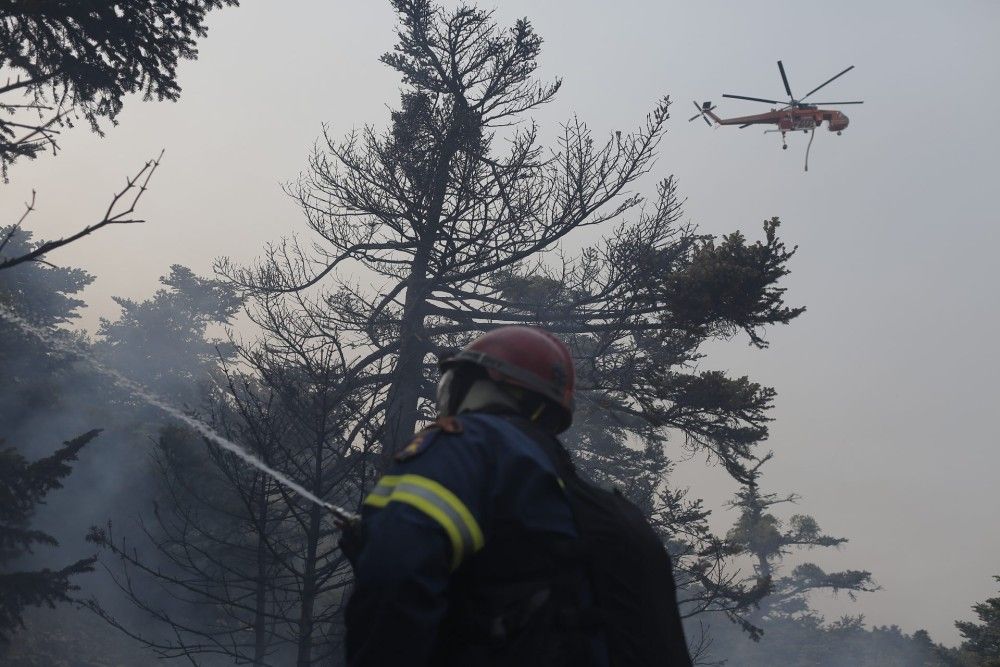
[724, 457, 878, 621]
[0, 430, 100, 642]
[95, 263, 243, 405]
[0, 226, 95, 437]
[954, 576, 1000, 666]
[0, 0, 239, 172]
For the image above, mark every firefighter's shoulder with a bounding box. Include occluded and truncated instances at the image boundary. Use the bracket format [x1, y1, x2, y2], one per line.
[462, 412, 560, 475]
[394, 415, 465, 462]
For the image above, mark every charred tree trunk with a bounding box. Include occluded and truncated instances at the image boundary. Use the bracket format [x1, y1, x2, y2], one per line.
[380, 108, 468, 461]
[295, 437, 327, 666]
[295, 503, 321, 666]
[252, 482, 271, 666]
[380, 247, 431, 463]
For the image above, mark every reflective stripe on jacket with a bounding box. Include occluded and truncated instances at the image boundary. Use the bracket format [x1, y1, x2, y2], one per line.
[345, 412, 608, 667]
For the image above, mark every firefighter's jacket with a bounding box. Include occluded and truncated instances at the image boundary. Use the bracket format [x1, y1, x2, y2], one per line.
[344, 411, 609, 667]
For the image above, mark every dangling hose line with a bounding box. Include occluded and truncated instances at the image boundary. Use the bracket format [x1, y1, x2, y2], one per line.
[804, 127, 816, 172]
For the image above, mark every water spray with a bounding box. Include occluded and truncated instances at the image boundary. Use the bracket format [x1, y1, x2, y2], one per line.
[0, 304, 360, 527]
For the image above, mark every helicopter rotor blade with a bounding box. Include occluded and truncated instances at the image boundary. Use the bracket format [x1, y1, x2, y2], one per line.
[801, 65, 855, 101]
[777, 60, 793, 98]
[689, 100, 714, 125]
[739, 123, 753, 129]
[722, 93, 783, 104]
[688, 100, 703, 121]
[807, 101, 864, 105]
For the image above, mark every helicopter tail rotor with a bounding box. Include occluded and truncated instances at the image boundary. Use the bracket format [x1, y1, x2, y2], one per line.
[688, 100, 717, 126]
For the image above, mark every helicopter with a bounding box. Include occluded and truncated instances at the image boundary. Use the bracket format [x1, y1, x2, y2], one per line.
[690, 60, 863, 170]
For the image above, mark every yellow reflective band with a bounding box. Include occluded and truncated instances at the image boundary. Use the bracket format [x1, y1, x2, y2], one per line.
[391, 490, 466, 570]
[396, 475, 485, 551]
[363, 475, 400, 507]
[361, 473, 484, 570]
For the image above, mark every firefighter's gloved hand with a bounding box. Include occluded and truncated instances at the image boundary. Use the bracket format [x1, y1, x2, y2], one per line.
[338, 520, 366, 567]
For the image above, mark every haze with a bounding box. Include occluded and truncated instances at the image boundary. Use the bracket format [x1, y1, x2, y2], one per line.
[1, 0, 997, 647]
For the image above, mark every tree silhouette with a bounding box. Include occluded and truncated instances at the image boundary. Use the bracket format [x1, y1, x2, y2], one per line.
[219, 2, 807, 651]
[0, 0, 237, 174]
[0, 430, 100, 643]
[724, 456, 877, 628]
[89, 296, 372, 666]
[955, 576, 1000, 665]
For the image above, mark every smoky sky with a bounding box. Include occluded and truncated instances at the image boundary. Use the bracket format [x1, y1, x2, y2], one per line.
[1, 0, 997, 647]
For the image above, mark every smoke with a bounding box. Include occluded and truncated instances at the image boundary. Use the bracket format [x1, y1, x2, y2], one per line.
[0, 303, 358, 524]
[0, 263, 352, 663]
[684, 614, 951, 666]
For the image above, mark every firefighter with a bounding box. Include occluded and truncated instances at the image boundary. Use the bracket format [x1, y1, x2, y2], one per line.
[346, 327, 608, 667]
[343, 326, 691, 666]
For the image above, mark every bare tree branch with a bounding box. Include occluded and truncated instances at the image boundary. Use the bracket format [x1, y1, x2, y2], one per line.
[0, 151, 163, 272]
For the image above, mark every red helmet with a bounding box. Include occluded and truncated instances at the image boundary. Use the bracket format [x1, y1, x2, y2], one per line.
[440, 326, 575, 432]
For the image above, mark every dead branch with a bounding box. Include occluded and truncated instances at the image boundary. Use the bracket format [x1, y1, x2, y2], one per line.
[0, 150, 163, 271]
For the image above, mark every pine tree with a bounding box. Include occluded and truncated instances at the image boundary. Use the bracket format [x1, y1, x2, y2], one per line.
[0, 430, 100, 642]
[0, 0, 238, 173]
[95, 264, 243, 405]
[219, 1, 806, 647]
[725, 456, 877, 625]
[955, 576, 1000, 666]
[0, 226, 94, 441]
[90, 326, 367, 665]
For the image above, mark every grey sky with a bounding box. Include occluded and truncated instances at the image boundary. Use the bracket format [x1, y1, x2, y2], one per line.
[2, 0, 997, 646]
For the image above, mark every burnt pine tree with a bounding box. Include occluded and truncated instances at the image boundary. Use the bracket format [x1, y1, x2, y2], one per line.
[221, 0, 803, 639]
[0, 0, 237, 175]
[0, 430, 100, 644]
[222, 0, 664, 460]
[89, 417, 298, 666]
[224, 0, 800, 463]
